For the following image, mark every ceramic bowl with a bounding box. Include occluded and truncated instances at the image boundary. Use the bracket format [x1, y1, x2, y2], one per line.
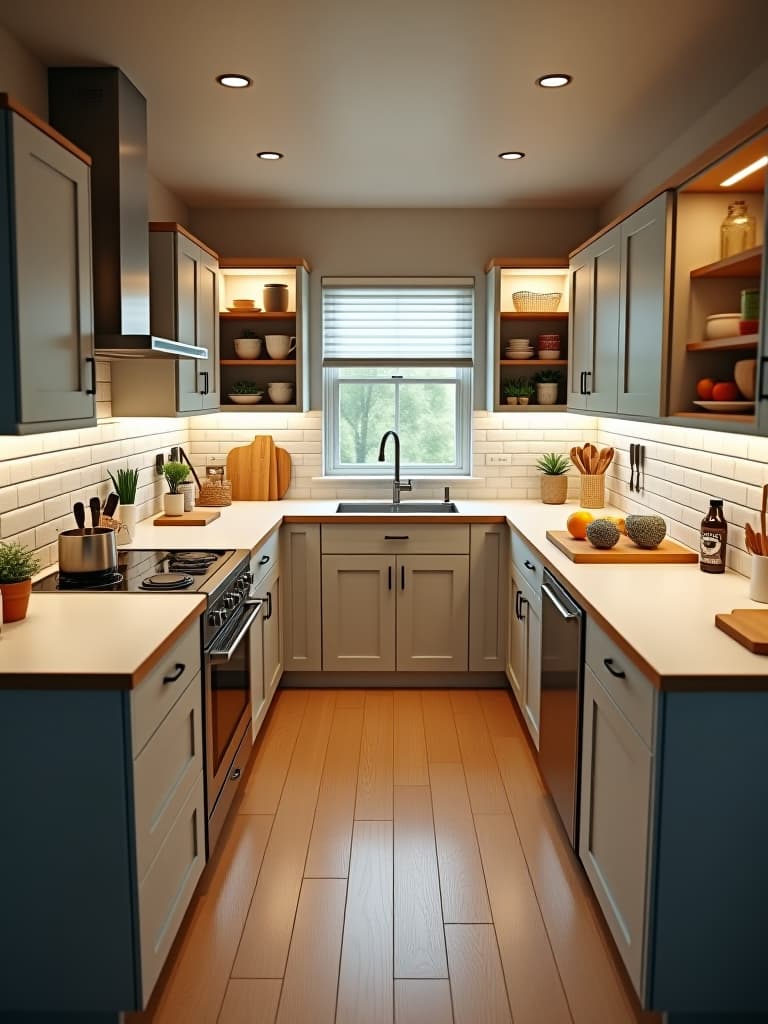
[234, 337, 262, 359]
[267, 383, 294, 404]
[537, 350, 561, 360]
[734, 358, 757, 400]
[704, 313, 740, 340]
[228, 393, 263, 405]
[231, 298, 256, 309]
[506, 338, 530, 349]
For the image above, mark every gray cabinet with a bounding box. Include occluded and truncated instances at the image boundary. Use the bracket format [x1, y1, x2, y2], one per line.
[250, 530, 283, 736]
[568, 192, 671, 417]
[111, 223, 220, 416]
[506, 529, 543, 747]
[282, 523, 323, 672]
[469, 523, 507, 672]
[0, 98, 96, 434]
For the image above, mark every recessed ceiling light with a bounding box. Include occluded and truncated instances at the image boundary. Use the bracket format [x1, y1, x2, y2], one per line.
[216, 74, 252, 89]
[536, 74, 572, 88]
[720, 155, 768, 187]
[257, 151, 284, 161]
[498, 151, 525, 161]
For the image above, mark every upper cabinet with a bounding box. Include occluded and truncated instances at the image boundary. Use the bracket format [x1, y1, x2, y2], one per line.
[0, 96, 96, 434]
[486, 259, 570, 412]
[110, 223, 221, 417]
[567, 191, 672, 418]
[218, 259, 310, 412]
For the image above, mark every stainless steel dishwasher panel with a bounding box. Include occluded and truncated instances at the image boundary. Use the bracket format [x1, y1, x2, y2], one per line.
[539, 569, 584, 849]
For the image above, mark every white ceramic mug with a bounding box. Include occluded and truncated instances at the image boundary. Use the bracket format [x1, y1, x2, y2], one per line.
[265, 335, 296, 359]
[750, 554, 768, 603]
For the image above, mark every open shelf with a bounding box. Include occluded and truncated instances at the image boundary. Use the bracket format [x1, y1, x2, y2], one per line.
[221, 359, 296, 366]
[220, 403, 299, 412]
[501, 311, 568, 321]
[500, 359, 567, 366]
[497, 404, 568, 412]
[690, 246, 763, 279]
[220, 311, 296, 321]
[670, 411, 755, 423]
[686, 334, 759, 352]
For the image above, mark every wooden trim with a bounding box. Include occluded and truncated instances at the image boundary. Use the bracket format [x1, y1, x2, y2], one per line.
[500, 311, 568, 321]
[689, 245, 762, 279]
[220, 311, 295, 320]
[0, 93, 92, 166]
[569, 106, 768, 259]
[282, 514, 507, 525]
[485, 257, 568, 272]
[685, 335, 758, 352]
[669, 411, 755, 423]
[499, 359, 568, 366]
[149, 222, 219, 260]
[220, 359, 296, 366]
[220, 256, 311, 272]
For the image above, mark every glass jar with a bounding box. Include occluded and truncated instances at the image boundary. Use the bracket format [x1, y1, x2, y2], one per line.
[720, 200, 756, 259]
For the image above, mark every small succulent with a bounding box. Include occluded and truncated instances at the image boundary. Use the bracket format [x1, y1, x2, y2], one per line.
[518, 378, 535, 399]
[238, 329, 260, 339]
[163, 460, 190, 495]
[503, 378, 519, 398]
[0, 541, 41, 583]
[533, 369, 563, 384]
[536, 452, 571, 476]
[231, 380, 265, 395]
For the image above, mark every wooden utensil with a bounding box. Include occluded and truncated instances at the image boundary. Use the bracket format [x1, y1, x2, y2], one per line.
[570, 447, 586, 474]
[761, 484, 768, 550]
[73, 501, 85, 529]
[583, 443, 598, 474]
[89, 496, 101, 528]
[226, 435, 275, 500]
[596, 447, 614, 474]
[745, 522, 762, 556]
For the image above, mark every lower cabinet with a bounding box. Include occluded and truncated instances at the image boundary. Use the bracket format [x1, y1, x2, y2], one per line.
[250, 533, 283, 737]
[506, 567, 542, 747]
[469, 523, 507, 671]
[322, 553, 469, 671]
[282, 523, 323, 671]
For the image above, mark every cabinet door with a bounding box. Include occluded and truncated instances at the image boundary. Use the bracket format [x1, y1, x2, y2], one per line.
[322, 555, 396, 671]
[469, 523, 506, 671]
[579, 666, 652, 993]
[250, 599, 267, 738]
[617, 192, 671, 417]
[396, 555, 469, 671]
[586, 230, 620, 413]
[567, 252, 592, 410]
[175, 234, 203, 413]
[523, 597, 541, 749]
[11, 113, 95, 427]
[261, 562, 283, 702]
[506, 569, 526, 708]
[197, 249, 220, 410]
[282, 524, 322, 672]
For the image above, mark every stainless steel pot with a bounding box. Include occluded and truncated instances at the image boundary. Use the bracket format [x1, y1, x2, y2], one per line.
[58, 528, 118, 574]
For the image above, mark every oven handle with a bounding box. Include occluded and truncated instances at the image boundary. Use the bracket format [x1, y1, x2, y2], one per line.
[209, 601, 263, 662]
[542, 581, 580, 620]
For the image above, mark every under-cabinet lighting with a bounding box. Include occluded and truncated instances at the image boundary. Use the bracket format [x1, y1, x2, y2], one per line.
[257, 151, 284, 160]
[536, 74, 572, 88]
[216, 74, 252, 88]
[720, 156, 768, 187]
[499, 151, 525, 160]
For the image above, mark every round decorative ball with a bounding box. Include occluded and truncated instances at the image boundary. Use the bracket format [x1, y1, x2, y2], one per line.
[625, 514, 667, 549]
[586, 519, 620, 549]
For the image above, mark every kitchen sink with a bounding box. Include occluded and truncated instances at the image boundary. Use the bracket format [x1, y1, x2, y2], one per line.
[336, 501, 460, 513]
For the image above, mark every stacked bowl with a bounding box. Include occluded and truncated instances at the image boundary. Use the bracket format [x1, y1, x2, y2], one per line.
[505, 337, 533, 359]
[537, 333, 561, 359]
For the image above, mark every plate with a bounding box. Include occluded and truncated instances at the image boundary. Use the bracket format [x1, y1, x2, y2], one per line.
[227, 393, 264, 404]
[227, 306, 262, 313]
[693, 400, 754, 413]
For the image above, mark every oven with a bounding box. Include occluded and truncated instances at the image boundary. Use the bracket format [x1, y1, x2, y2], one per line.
[202, 564, 262, 854]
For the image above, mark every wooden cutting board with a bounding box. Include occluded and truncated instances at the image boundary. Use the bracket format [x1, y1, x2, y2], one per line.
[715, 609, 768, 653]
[226, 436, 292, 500]
[153, 509, 221, 526]
[546, 530, 698, 564]
[273, 446, 292, 499]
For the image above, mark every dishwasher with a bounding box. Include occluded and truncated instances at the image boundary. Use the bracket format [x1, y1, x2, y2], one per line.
[539, 569, 585, 849]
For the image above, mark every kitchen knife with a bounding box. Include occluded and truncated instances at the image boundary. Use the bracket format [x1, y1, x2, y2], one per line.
[104, 492, 120, 518]
[73, 501, 85, 529]
[629, 445, 636, 491]
[89, 496, 101, 528]
[639, 445, 645, 492]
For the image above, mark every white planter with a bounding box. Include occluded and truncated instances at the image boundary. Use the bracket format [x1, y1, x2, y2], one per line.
[536, 382, 559, 405]
[118, 503, 138, 541]
[163, 493, 185, 516]
[750, 555, 768, 603]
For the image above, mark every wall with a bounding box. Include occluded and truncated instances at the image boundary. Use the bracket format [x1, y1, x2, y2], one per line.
[0, 22, 46, 116]
[149, 174, 190, 225]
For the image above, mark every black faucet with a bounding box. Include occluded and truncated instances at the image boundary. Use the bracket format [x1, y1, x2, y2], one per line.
[378, 430, 412, 505]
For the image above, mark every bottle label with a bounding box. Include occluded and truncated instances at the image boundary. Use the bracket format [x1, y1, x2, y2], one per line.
[700, 529, 724, 564]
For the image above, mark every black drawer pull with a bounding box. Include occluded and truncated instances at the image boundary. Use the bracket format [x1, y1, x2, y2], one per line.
[85, 356, 97, 396]
[163, 663, 185, 684]
[401, 565, 405, 590]
[230, 767, 242, 781]
[385, 535, 409, 540]
[388, 565, 392, 590]
[603, 657, 626, 679]
[258, 554, 270, 565]
[524, 560, 536, 571]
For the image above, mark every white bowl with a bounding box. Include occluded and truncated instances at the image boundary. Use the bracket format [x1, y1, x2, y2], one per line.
[537, 351, 562, 360]
[734, 359, 757, 400]
[267, 383, 294, 404]
[506, 338, 531, 348]
[704, 313, 740, 340]
[234, 337, 262, 359]
[228, 393, 263, 405]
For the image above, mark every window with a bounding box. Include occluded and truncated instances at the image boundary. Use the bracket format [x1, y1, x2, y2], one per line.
[322, 278, 474, 476]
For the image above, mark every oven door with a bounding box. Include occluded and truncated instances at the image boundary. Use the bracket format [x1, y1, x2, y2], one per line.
[204, 599, 263, 840]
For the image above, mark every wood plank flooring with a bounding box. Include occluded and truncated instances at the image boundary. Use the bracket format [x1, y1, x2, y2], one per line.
[132, 688, 657, 1024]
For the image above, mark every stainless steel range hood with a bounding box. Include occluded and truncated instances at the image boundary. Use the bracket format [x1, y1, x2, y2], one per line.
[48, 67, 207, 360]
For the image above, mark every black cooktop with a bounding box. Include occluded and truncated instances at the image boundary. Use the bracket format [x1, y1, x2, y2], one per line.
[33, 549, 239, 595]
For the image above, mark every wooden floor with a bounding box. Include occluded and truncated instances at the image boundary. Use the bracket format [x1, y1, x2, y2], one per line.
[131, 688, 658, 1024]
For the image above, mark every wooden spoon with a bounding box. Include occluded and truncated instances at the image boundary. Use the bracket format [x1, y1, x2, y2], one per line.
[746, 522, 761, 556]
[596, 447, 614, 474]
[570, 447, 586, 474]
[583, 442, 598, 474]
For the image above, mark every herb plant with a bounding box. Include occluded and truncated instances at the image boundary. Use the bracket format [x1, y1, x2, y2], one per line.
[163, 461, 190, 494]
[108, 467, 139, 504]
[0, 541, 41, 583]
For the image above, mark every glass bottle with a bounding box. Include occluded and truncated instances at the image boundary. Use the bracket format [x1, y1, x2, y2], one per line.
[700, 499, 727, 574]
[720, 200, 756, 259]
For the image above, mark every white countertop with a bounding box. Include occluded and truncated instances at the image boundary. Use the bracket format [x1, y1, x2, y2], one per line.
[4, 498, 764, 690]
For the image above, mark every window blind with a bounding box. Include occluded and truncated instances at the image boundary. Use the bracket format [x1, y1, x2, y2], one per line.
[322, 278, 474, 366]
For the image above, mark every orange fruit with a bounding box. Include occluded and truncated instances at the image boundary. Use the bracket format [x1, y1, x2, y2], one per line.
[696, 378, 715, 400]
[566, 509, 594, 539]
[711, 380, 739, 402]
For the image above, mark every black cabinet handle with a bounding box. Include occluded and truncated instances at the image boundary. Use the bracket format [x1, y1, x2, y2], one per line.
[584, 370, 592, 396]
[85, 356, 96, 395]
[603, 657, 626, 679]
[514, 590, 521, 620]
[230, 768, 242, 782]
[388, 565, 392, 590]
[163, 663, 185, 684]
[263, 592, 273, 620]
[579, 370, 585, 395]
[524, 560, 536, 571]
[200, 370, 210, 395]
[401, 565, 405, 590]
[385, 535, 409, 540]
[258, 554, 270, 566]
[760, 357, 768, 400]
[519, 595, 528, 621]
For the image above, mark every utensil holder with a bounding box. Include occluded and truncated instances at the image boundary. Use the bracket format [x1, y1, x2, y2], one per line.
[749, 555, 768, 603]
[580, 474, 605, 509]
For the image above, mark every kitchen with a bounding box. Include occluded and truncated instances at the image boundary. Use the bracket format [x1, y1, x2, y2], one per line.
[1, 4, 768, 1023]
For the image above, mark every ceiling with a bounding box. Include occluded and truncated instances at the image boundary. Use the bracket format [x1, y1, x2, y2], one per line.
[3, 0, 768, 208]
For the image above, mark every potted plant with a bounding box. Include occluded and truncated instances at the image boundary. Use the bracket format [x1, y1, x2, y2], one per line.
[228, 380, 265, 405]
[536, 452, 570, 504]
[503, 378, 520, 405]
[108, 466, 140, 539]
[163, 461, 190, 516]
[0, 540, 41, 622]
[533, 369, 562, 406]
[517, 378, 535, 406]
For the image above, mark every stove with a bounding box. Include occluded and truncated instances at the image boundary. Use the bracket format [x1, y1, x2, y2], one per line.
[34, 549, 239, 596]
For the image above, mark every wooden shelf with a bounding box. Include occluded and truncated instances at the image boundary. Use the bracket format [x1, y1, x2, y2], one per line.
[500, 359, 568, 366]
[671, 411, 755, 423]
[221, 359, 296, 366]
[495, 404, 568, 412]
[686, 334, 758, 352]
[220, 311, 296, 320]
[220, 403, 298, 412]
[501, 311, 568, 321]
[690, 246, 763, 279]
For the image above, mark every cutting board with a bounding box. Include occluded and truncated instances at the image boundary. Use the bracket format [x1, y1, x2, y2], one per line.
[546, 530, 698, 564]
[715, 609, 768, 653]
[153, 509, 221, 526]
[226, 436, 292, 500]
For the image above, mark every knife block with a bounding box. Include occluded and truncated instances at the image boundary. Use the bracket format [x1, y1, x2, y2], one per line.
[580, 474, 605, 509]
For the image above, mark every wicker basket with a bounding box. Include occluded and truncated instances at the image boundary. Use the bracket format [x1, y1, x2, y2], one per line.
[511, 290, 562, 312]
[579, 474, 605, 509]
[197, 480, 233, 507]
[540, 474, 568, 505]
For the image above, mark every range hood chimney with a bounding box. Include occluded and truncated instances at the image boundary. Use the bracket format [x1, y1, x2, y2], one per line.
[48, 66, 206, 359]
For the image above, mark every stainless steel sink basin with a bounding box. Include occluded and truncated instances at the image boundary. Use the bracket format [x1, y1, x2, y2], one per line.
[336, 501, 459, 513]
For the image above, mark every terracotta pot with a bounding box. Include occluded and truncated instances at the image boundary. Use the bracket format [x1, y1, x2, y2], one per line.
[540, 475, 568, 505]
[0, 579, 32, 622]
[518, 397, 530, 406]
[505, 396, 518, 405]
